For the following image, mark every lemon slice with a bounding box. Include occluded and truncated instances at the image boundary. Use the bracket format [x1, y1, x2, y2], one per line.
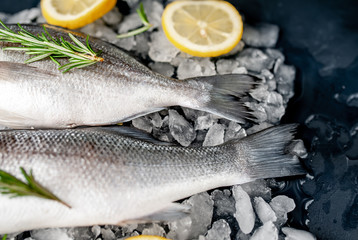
[162, 0, 243, 57]
[41, 0, 117, 29]
[125, 235, 170, 240]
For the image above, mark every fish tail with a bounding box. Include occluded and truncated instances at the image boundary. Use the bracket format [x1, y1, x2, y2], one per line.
[188, 74, 258, 123]
[240, 124, 306, 179]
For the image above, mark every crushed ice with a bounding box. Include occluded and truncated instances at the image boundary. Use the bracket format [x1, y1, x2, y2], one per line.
[0, 1, 316, 239]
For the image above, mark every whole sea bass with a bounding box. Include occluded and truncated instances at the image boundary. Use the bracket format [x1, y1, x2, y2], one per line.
[0, 124, 304, 234]
[0, 24, 256, 129]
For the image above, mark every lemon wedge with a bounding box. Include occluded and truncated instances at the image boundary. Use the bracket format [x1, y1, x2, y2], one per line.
[41, 0, 117, 29]
[125, 235, 170, 240]
[162, 0, 243, 57]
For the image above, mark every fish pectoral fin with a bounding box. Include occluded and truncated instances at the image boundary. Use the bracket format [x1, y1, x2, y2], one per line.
[0, 109, 36, 129]
[142, 203, 191, 222]
[117, 203, 191, 226]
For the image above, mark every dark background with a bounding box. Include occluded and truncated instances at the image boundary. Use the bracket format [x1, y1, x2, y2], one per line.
[1, 0, 358, 239]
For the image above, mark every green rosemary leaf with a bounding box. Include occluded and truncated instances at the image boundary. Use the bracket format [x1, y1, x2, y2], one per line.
[117, 2, 152, 39]
[0, 168, 71, 208]
[137, 2, 149, 24]
[25, 53, 53, 63]
[50, 55, 61, 66]
[0, 20, 103, 72]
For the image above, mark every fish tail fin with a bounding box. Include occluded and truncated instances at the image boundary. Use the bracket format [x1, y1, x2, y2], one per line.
[240, 124, 306, 179]
[187, 74, 258, 123]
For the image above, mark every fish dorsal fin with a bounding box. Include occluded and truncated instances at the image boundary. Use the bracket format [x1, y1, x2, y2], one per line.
[118, 203, 191, 225]
[0, 61, 59, 82]
[90, 126, 176, 146]
[0, 109, 36, 129]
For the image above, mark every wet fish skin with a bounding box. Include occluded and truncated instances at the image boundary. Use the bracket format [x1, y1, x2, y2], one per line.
[0, 24, 256, 129]
[0, 124, 304, 233]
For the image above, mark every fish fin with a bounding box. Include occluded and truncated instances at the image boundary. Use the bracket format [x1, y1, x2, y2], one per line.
[89, 126, 176, 146]
[0, 61, 59, 81]
[188, 74, 259, 123]
[118, 203, 190, 225]
[241, 124, 306, 179]
[0, 109, 35, 129]
[140, 203, 191, 222]
[118, 108, 166, 123]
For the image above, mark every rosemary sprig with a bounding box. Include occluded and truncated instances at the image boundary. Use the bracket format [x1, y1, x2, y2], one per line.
[0, 167, 71, 208]
[117, 3, 152, 39]
[0, 20, 103, 72]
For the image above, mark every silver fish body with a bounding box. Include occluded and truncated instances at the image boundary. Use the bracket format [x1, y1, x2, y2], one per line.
[0, 24, 256, 129]
[0, 125, 304, 233]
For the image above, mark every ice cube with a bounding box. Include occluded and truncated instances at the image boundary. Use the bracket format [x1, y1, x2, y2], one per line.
[211, 189, 236, 217]
[266, 92, 284, 107]
[149, 62, 175, 77]
[142, 223, 165, 237]
[148, 112, 163, 129]
[31, 228, 73, 240]
[194, 113, 217, 131]
[203, 123, 226, 146]
[6, 8, 41, 24]
[246, 122, 273, 135]
[102, 7, 122, 26]
[281, 227, 317, 240]
[205, 219, 231, 240]
[275, 64, 296, 101]
[250, 85, 270, 102]
[169, 109, 196, 146]
[132, 116, 153, 133]
[346, 93, 358, 107]
[216, 59, 240, 74]
[125, 0, 141, 8]
[142, 0, 164, 30]
[149, 30, 180, 62]
[101, 228, 116, 240]
[242, 23, 280, 48]
[181, 107, 205, 122]
[67, 227, 96, 240]
[91, 226, 101, 239]
[261, 69, 275, 81]
[118, 12, 142, 34]
[121, 224, 138, 235]
[177, 58, 203, 79]
[81, 19, 121, 45]
[232, 185, 255, 234]
[249, 221, 278, 240]
[224, 122, 247, 142]
[254, 197, 277, 223]
[177, 58, 216, 79]
[168, 192, 214, 240]
[0, 12, 10, 22]
[263, 103, 286, 124]
[153, 128, 174, 143]
[269, 195, 296, 226]
[236, 48, 275, 72]
[199, 58, 217, 76]
[240, 179, 272, 201]
[170, 52, 193, 67]
[232, 66, 248, 74]
[134, 33, 150, 58]
[287, 139, 308, 158]
[244, 102, 268, 123]
[265, 49, 285, 63]
[236, 231, 251, 240]
[222, 41, 245, 57]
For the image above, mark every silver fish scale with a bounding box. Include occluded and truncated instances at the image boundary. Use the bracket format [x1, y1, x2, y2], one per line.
[0, 128, 244, 191]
